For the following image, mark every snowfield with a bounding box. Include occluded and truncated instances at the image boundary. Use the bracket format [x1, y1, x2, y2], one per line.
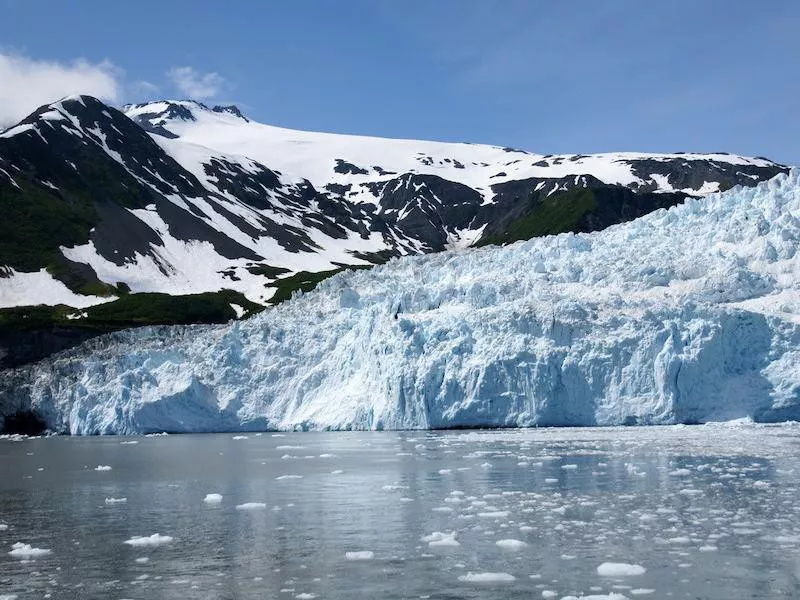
[2, 171, 800, 433]
[124, 100, 777, 203]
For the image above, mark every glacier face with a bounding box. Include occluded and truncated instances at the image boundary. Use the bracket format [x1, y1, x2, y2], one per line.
[2, 172, 800, 434]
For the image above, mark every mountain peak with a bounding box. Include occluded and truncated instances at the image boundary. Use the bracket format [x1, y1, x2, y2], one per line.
[124, 100, 247, 122]
[211, 104, 248, 121]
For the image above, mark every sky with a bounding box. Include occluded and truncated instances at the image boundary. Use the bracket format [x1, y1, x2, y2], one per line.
[0, 0, 798, 165]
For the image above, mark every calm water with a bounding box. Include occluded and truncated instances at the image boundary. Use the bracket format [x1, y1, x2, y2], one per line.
[1, 424, 800, 599]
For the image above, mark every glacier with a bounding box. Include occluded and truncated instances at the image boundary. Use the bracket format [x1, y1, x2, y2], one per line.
[2, 171, 800, 434]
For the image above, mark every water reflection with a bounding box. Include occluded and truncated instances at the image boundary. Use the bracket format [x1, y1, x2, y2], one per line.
[0, 424, 799, 599]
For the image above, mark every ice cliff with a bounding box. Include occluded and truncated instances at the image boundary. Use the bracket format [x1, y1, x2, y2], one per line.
[2, 172, 800, 434]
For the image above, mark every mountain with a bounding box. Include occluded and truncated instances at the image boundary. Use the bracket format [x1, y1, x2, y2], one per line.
[2, 171, 799, 434]
[0, 95, 789, 366]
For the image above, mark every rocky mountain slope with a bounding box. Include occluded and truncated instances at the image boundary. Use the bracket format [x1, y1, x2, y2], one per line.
[0, 95, 789, 366]
[3, 171, 798, 434]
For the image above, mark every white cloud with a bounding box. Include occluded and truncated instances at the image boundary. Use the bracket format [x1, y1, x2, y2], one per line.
[0, 53, 121, 127]
[130, 79, 160, 97]
[167, 66, 224, 99]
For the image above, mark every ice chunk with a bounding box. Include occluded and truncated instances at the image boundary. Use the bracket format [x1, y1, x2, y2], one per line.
[496, 539, 528, 550]
[421, 532, 460, 547]
[458, 572, 516, 583]
[561, 595, 630, 600]
[597, 562, 646, 576]
[104, 497, 127, 504]
[8, 543, 51, 558]
[94, 465, 112, 471]
[236, 502, 267, 510]
[478, 511, 509, 519]
[345, 551, 374, 560]
[124, 534, 173, 546]
[203, 493, 223, 504]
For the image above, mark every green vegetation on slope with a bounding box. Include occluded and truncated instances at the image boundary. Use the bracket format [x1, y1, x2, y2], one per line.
[266, 264, 374, 305]
[478, 188, 598, 247]
[0, 289, 263, 335]
[0, 126, 154, 295]
[0, 178, 97, 272]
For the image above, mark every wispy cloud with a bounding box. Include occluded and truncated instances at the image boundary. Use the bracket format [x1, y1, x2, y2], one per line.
[130, 79, 160, 98]
[167, 66, 224, 99]
[0, 52, 121, 126]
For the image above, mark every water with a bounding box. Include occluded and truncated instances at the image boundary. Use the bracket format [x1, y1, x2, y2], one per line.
[1, 424, 800, 599]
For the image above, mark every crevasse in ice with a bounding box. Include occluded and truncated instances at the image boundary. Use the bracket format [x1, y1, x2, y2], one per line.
[2, 171, 800, 433]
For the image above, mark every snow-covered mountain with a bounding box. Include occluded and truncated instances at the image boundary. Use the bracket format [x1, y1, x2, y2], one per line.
[0, 95, 788, 311]
[3, 171, 799, 434]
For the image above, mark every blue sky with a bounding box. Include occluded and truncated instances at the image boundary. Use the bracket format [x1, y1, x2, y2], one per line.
[1, 0, 798, 164]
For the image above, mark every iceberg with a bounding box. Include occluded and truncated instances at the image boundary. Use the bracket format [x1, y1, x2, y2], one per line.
[2, 172, 800, 434]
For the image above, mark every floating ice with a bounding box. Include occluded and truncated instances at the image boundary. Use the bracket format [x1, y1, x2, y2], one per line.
[8, 543, 51, 558]
[94, 465, 112, 471]
[345, 551, 374, 560]
[203, 493, 223, 504]
[496, 538, 528, 550]
[381, 484, 408, 492]
[478, 510, 510, 519]
[421, 532, 460, 547]
[669, 468, 692, 476]
[597, 562, 646, 576]
[236, 502, 267, 510]
[561, 595, 630, 600]
[104, 497, 127, 504]
[124, 534, 173, 547]
[458, 572, 516, 583]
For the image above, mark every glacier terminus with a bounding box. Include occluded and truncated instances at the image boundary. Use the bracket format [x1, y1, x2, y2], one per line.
[1, 171, 800, 434]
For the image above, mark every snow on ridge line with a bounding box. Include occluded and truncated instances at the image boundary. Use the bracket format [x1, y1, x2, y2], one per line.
[126, 99, 779, 168]
[3, 171, 800, 434]
[124, 99, 784, 199]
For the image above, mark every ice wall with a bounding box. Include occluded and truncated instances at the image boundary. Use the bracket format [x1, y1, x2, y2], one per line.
[2, 172, 800, 433]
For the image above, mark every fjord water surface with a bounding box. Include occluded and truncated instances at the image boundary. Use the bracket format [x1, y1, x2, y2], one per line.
[1, 425, 799, 599]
